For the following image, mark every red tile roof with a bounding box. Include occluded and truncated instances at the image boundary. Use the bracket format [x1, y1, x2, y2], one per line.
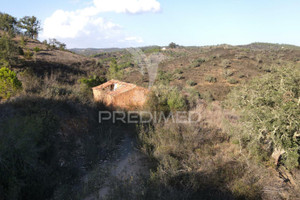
[92, 79, 147, 97]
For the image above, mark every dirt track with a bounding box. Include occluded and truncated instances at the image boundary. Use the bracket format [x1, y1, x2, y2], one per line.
[85, 132, 149, 200]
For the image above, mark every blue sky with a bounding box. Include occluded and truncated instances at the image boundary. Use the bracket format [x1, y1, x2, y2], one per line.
[1, 0, 300, 48]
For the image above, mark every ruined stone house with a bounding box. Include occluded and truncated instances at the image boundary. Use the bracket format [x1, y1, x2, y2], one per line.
[92, 80, 149, 110]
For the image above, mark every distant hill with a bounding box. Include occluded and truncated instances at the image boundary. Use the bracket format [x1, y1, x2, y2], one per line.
[240, 42, 300, 51]
[69, 45, 163, 56]
[70, 48, 123, 56]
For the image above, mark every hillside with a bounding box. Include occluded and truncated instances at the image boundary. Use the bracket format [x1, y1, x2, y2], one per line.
[87, 43, 300, 100]
[1, 33, 299, 200]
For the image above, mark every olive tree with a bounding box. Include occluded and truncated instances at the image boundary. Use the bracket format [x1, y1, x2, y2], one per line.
[0, 12, 18, 36]
[226, 65, 300, 169]
[18, 16, 41, 39]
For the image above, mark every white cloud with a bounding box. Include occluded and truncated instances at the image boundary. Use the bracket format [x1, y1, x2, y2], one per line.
[40, 0, 161, 48]
[93, 0, 161, 14]
[124, 36, 144, 43]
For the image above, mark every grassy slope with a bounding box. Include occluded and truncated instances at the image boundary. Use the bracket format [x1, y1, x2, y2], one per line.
[1, 37, 299, 199]
[90, 44, 300, 100]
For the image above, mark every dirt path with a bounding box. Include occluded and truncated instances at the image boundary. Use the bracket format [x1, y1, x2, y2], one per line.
[84, 132, 149, 200]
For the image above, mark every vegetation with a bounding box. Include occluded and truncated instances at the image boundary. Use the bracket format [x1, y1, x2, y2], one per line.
[106, 58, 124, 80]
[223, 69, 234, 78]
[0, 12, 300, 200]
[189, 58, 206, 68]
[222, 59, 231, 68]
[33, 46, 41, 52]
[227, 78, 239, 84]
[79, 75, 106, 88]
[18, 16, 41, 39]
[0, 67, 22, 99]
[226, 65, 300, 169]
[168, 42, 178, 49]
[156, 70, 173, 84]
[0, 33, 19, 65]
[143, 46, 161, 54]
[205, 76, 217, 83]
[0, 13, 18, 36]
[186, 79, 197, 86]
[146, 85, 187, 112]
[48, 38, 66, 50]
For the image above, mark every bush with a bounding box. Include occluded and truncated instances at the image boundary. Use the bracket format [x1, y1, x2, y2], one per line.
[146, 85, 187, 112]
[156, 70, 173, 84]
[222, 59, 231, 68]
[226, 65, 300, 169]
[0, 111, 59, 199]
[0, 67, 22, 99]
[223, 70, 234, 78]
[20, 35, 27, 47]
[19, 69, 41, 93]
[227, 78, 238, 84]
[201, 91, 215, 102]
[79, 75, 106, 88]
[168, 42, 178, 49]
[167, 89, 187, 111]
[205, 76, 217, 83]
[33, 46, 41, 52]
[190, 58, 205, 68]
[185, 88, 200, 108]
[173, 73, 184, 80]
[106, 58, 123, 80]
[24, 49, 33, 60]
[0, 33, 19, 64]
[143, 47, 161, 54]
[186, 79, 197, 86]
[174, 69, 183, 74]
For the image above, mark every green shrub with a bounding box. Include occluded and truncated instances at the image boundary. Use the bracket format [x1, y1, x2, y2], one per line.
[222, 59, 231, 68]
[20, 35, 27, 47]
[156, 70, 173, 84]
[168, 42, 178, 49]
[185, 87, 200, 108]
[0, 67, 22, 99]
[33, 46, 41, 52]
[24, 49, 33, 59]
[226, 65, 300, 169]
[143, 47, 161, 54]
[190, 58, 205, 68]
[205, 76, 217, 83]
[173, 73, 184, 80]
[0, 33, 19, 64]
[106, 58, 124, 80]
[79, 75, 106, 88]
[174, 68, 183, 74]
[239, 73, 246, 78]
[223, 70, 234, 78]
[167, 89, 187, 111]
[227, 78, 239, 84]
[186, 79, 197, 86]
[201, 91, 215, 102]
[146, 85, 187, 112]
[118, 61, 133, 69]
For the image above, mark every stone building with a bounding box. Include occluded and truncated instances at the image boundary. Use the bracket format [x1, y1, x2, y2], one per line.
[92, 80, 149, 110]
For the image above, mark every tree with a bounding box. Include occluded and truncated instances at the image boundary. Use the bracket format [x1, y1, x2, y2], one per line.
[106, 58, 123, 80]
[18, 16, 41, 39]
[0, 67, 22, 99]
[168, 42, 178, 49]
[0, 33, 19, 65]
[48, 38, 66, 50]
[226, 65, 300, 169]
[0, 12, 18, 36]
